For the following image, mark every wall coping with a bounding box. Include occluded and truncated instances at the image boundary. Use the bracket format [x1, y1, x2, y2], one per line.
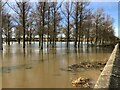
[94, 44, 119, 88]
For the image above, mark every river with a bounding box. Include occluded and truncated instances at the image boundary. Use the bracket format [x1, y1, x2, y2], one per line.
[0, 42, 113, 88]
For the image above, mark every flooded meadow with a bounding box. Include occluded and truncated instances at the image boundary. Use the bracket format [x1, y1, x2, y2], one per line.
[0, 42, 113, 88]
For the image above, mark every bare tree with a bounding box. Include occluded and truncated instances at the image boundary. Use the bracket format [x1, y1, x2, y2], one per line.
[102, 15, 115, 44]
[27, 11, 36, 44]
[83, 10, 92, 47]
[22, 2, 26, 48]
[36, 2, 46, 49]
[61, 2, 73, 48]
[2, 12, 12, 46]
[93, 8, 105, 45]
[16, 25, 22, 44]
[0, 1, 8, 50]
[36, 2, 42, 47]
[77, 2, 90, 47]
[74, 2, 79, 48]
[7, 1, 31, 48]
[47, 3, 50, 47]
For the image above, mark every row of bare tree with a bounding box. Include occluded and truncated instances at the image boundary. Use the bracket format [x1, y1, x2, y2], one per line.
[0, 1, 118, 50]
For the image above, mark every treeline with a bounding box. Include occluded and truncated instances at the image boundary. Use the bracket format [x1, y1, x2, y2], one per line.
[0, 1, 118, 50]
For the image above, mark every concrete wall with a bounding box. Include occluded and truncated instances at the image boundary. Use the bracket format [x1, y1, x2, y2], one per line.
[94, 44, 120, 88]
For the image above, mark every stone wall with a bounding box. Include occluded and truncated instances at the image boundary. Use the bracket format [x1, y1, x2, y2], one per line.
[94, 44, 120, 88]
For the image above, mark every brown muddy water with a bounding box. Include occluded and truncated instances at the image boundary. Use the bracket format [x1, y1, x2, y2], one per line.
[0, 42, 113, 88]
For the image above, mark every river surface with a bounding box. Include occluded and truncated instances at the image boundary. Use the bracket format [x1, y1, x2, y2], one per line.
[0, 42, 113, 88]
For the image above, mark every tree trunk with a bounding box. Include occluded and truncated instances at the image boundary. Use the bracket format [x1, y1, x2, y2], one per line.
[47, 7, 50, 48]
[27, 28, 29, 44]
[0, 1, 2, 50]
[95, 19, 98, 46]
[74, 2, 78, 48]
[52, 3, 56, 48]
[18, 29, 20, 44]
[87, 28, 89, 47]
[41, 2, 45, 50]
[78, 3, 83, 48]
[23, 2, 26, 48]
[8, 17, 10, 46]
[29, 28, 32, 44]
[8, 31, 10, 46]
[67, 11, 70, 48]
[39, 21, 41, 47]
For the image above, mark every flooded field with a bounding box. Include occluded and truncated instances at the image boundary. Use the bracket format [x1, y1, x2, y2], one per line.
[0, 42, 113, 88]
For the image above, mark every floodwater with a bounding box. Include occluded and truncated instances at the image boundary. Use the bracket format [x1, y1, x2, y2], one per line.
[0, 42, 113, 88]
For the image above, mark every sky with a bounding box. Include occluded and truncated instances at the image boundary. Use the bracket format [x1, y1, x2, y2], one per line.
[2, 0, 120, 2]
[3, 0, 119, 37]
[89, 2, 118, 37]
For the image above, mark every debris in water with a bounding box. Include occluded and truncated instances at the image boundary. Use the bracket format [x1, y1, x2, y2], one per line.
[25, 66, 32, 69]
[3, 68, 11, 73]
[68, 61, 106, 72]
[72, 77, 92, 88]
